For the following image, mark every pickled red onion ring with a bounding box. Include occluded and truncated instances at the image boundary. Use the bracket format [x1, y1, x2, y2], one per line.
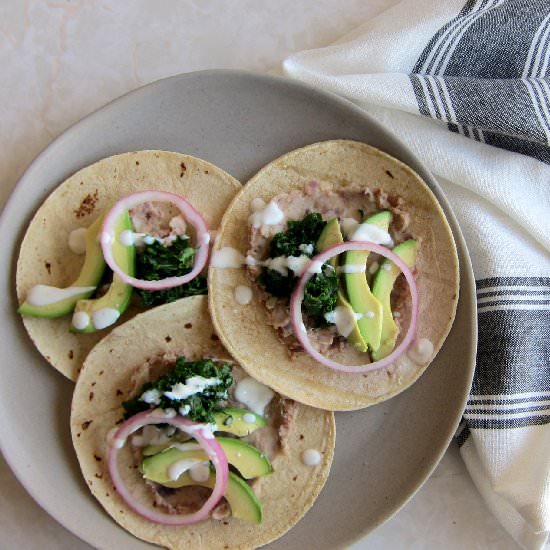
[290, 241, 418, 373]
[106, 409, 228, 525]
[100, 190, 209, 290]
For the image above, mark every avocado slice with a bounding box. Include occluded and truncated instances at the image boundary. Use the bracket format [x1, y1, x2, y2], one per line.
[18, 215, 106, 318]
[142, 408, 267, 456]
[71, 211, 135, 333]
[316, 219, 367, 352]
[142, 436, 273, 480]
[142, 435, 191, 457]
[213, 408, 267, 437]
[160, 470, 263, 524]
[343, 211, 392, 352]
[371, 239, 418, 360]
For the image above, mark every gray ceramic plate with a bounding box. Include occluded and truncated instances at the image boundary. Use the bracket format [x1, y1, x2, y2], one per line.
[0, 70, 476, 549]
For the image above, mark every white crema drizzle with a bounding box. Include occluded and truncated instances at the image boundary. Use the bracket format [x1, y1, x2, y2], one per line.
[337, 264, 366, 274]
[71, 311, 90, 330]
[340, 217, 359, 238]
[167, 458, 204, 481]
[68, 227, 87, 255]
[190, 463, 211, 482]
[407, 338, 434, 364]
[211, 247, 246, 268]
[234, 377, 274, 416]
[234, 285, 253, 305]
[163, 376, 221, 400]
[26, 285, 96, 306]
[118, 230, 186, 248]
[324, 306, 363, 337]
[349, 223, 393, 246]
[92, 307, 120, 330]
[302, 449, 322, 466]
[242, 413, 257, 424]
[248, 199, 285, 228]
[211, 246, 313, 278]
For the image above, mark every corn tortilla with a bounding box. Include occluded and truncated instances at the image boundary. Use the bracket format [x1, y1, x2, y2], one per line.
[70, 296, 335, 550]
[16, 150, 241, 381]
[208, 140, 459, 411]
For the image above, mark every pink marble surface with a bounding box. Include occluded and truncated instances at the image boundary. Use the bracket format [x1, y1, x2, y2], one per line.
[0, 1, 521, 548]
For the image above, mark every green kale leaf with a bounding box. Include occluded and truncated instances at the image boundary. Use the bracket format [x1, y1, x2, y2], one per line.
[122, 358, 233, 423]
[136, 235, 207, 306]
[259, 212, 326, 299]
[257, 268, 296, 297]
[258, 212, 336, 321]
[269, 213, 326, 257]
[139, 276, 207, 307]
[303, 267, 338, 318]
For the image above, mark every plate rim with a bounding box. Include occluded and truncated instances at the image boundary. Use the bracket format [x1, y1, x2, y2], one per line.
[0, 68, 477, 549]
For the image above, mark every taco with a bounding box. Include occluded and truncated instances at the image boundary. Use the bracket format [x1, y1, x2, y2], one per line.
[71, 295, 335, 550]
[208, 140, 459, 411]
[16, 150, 240, 380]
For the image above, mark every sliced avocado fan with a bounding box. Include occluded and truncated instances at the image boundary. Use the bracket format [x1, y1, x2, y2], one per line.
[18, 215, 106, 318]
[371, 239, 418, 360]
[142, 437, 273, 481]
[316, 219, 367, 352]
[142, 437, 270, 524]
[71, 210, 135, 333]
[343, 211, 392, 352]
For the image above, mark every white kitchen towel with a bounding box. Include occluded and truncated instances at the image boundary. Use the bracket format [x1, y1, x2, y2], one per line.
[283, 1, 550, 549]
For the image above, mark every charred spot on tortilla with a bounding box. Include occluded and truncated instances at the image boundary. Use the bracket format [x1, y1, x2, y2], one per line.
[75, 190, 99, 219]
